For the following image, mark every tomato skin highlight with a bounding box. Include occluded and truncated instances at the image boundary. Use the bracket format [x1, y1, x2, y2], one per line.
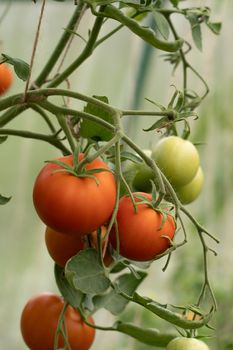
[20, 292, 95, 350]
[0, 63, 13, 95]
[166, 337, 209, 350]
[33, 154, 116, 236]
[110, 192, 176, 261]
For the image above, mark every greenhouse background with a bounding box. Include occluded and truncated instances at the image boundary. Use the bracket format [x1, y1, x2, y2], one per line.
[0, 0, 233, 349]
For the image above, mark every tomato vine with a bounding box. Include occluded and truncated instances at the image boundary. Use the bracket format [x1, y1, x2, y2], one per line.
[0, 0, 222, 349]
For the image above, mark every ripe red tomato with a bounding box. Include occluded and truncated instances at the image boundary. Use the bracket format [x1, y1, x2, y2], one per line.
[45, 226, 113, 267]
[20, 292, 95, 350]
[33, 153, 116, 236]
[0, 63, 13, 95]
[110, 192, 176, 261]
[45, 226, 85, 267]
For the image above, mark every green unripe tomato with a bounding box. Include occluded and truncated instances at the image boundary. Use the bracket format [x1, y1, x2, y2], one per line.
[132, 163, 154, 193]
[152, 136, 200, 187]
[124, 150, 154, 193]
[175, 166, 204, 204]
[132, 149, 154, 192]
[166, 337, 209, 350]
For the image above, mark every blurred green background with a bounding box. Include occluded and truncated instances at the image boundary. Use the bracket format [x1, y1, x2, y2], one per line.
[0, 1, 233, 349]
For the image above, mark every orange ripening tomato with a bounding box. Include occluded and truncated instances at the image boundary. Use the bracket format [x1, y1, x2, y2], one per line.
[110, 192, 176, 261]
[45, 226, 113, 267]
[20, 292, 95, 350]
[33, 153, 116, 236]
[0, 63, 13, 95]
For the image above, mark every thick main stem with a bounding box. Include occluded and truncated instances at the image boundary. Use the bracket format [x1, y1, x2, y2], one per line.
[33, 2, 87, 88]
[47, 7, 105, 88]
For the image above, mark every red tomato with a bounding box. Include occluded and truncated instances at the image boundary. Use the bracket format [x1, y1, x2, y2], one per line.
[45, 226, 113, 267]
[0, 63, 13, 95]
[33, 154, 116, 236]
[20, 292, 95, 350]
[45, 226, 85, 267]
[110, 192, 176, 261]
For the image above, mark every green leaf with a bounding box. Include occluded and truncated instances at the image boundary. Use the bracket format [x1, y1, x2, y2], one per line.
[169, 0, 179, 7]
[93, 271, 147, 315]
[1, 54, 30, 81]
[152, 10, 170, 40]
[65, 249, 111, 295]
[0, 194, 11, 205]
[116, 322, 176, 346]
[0, 136, 8, 144]
[206, 21, 222, 35]
[186, 14, 202, 51]
[143, 117, 172, 131]
[54, 264, 84, 308]
[80, 96, 114, 141]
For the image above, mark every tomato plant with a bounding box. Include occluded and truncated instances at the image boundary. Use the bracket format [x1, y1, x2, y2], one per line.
[20, 292, 95, 350]
[0, 0, 222, 349]
[33, 153, 116, 236]
[0, 63, 13, 95]
[151, 136, 200, 187]
[110, 192, 176, 261]
[166, 337, 209, 350]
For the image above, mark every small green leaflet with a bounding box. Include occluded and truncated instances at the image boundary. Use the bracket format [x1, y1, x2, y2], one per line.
[1, 54, 30, 81]
[54, 264, 84, 308]
[93, 271, 147, 315]
[65, 249, 111, 295]
[152, 10, 170, 40]
[206, 21, 222, 35]
[0, 194, 11, 205]
[186, 14, 202, 51]
[80, 96, 114, 142]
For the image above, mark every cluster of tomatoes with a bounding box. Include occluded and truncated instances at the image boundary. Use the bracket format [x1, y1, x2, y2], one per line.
[130, 136, 204, 205]
[20, 148, 178, 349]
[18, 133, 207, 349]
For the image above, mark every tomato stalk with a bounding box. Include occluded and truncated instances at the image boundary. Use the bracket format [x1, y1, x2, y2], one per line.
[54, 302, 72, 350]
[33, 2, 88, 88]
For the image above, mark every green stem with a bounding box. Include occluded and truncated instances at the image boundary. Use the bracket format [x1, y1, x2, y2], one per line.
[76, 132, 122, 171]
[47, 7, 105, 88]
[33, 2, 87, 88]
[40, 99, 115, 132]
[181, 206, 219, 244]
[56, 113, 75, 152]
[54, 302, 71, 350]
[196, 230, 218, 311]
[0, 128, 70, 155]
[121, 110, 174, 117]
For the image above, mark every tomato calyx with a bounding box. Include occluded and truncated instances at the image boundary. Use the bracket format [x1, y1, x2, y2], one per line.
[46, 157, 112, 185]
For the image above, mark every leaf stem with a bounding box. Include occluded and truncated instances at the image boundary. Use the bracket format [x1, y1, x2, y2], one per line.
[0, 128, 70, 155]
